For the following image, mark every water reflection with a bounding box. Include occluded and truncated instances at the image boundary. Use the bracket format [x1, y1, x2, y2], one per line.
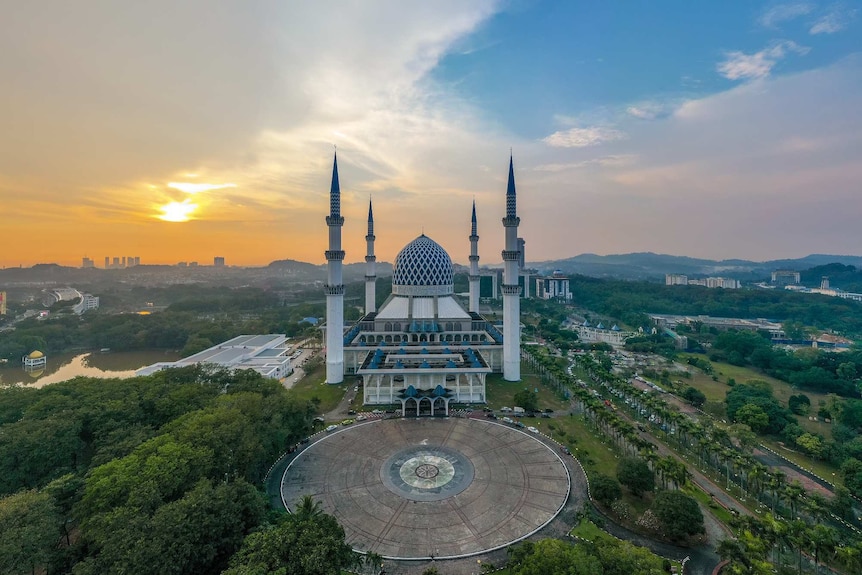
[0, 350, 181, 388]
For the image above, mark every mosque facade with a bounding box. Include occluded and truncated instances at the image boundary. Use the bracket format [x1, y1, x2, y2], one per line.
[323, 153, 522, 415]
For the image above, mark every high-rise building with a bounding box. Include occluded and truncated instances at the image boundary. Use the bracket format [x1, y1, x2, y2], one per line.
[536, 271, 572, 301]
[0, 291, 6, 315]
[82, 257, 95, 268]
[666, 274, 688, 286]
[214, 256, 225, 267]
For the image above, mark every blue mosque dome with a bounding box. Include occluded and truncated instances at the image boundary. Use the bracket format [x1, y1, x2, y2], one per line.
[392, 235, 454, 297]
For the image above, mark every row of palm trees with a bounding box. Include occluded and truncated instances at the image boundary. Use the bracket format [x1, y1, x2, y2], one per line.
[522, 346, 862, 573]
[719, 513, 862, 574]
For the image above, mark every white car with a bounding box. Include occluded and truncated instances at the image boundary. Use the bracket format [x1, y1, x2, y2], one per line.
[372, 409, 384, 414]
[527, 426, 539, 434]
[325, 424, 338, 432]
[501, 416, 514, 424]
[356, 415, 367, 421]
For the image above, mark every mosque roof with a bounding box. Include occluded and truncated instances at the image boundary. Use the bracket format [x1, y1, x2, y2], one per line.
[28, 350, 44, 359]
[375, 295, 470, 320]
[391, 235, 454, 297]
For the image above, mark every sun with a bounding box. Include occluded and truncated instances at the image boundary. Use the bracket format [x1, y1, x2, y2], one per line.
[158, 199, 198, 222]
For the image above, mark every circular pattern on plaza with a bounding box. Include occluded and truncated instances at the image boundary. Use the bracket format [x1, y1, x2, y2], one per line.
[280, 418, 571, 560]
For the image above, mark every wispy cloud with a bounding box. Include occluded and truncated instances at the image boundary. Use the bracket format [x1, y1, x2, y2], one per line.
[759, 2, 814, 28]
[542, 127, 626, 148]
[625, 101, 679, 120]
[533, 155, 637, 172]
[810, 6, 857, 34]
[717, 41, 810, 80]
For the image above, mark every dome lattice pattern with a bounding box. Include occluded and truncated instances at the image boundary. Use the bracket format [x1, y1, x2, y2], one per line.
[392, 235, 454, 297]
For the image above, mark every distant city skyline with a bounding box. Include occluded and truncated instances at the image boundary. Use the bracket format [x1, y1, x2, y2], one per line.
[2, 1, 860, 267]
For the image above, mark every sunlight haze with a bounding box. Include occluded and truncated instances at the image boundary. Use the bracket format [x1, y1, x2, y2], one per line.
[1, 1, 860, 267]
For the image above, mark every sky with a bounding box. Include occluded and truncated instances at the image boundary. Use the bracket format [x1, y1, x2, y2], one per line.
[1, 0, 861, 267]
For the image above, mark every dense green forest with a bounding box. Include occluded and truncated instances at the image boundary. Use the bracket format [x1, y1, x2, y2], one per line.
[0, 293, 329, 361]
[0, 366, 316, 574]
[0, 364, 679, 574]
[570, 275, 862, 337]
[708, 330, 862, 397]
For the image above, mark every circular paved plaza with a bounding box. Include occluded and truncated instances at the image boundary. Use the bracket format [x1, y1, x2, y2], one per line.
[281, 417, 571, 560]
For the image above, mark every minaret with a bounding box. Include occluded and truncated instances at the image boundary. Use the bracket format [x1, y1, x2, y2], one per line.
[501, 154, 521, 381]
[468, 200, 480, 313]
[365, 199, 377, 314]
[325, 152, 345, 384]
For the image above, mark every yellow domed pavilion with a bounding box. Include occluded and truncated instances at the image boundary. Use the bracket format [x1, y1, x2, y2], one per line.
[23, 350, 47, 369]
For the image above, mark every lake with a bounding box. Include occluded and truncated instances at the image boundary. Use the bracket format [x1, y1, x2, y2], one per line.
[0, 350, 181, 388]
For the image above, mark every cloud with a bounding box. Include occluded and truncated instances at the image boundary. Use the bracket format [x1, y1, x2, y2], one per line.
[717, 41, 810, 80]
[167, 182, 237, 194]
[759, 3, 814, 28]
[810, 6, 857, 34]
[542, 127, 626, 148]
[625, 101, 679, 120]
[533, 155, 637, 172]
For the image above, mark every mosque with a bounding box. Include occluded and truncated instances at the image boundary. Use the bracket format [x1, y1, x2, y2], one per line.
[322, 153, 523, 415]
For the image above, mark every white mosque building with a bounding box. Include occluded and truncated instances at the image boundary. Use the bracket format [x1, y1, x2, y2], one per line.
[322, 153, 523, 416]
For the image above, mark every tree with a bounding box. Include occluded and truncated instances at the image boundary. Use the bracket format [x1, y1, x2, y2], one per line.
[0, 489, 60, 575]
[650, 491, 704, 541]
[224, 511, 354, 575]
[735, 404, 770, 433]
[294, 495, 323, 521]
[682, 386, 706, 407]
[616, 457, 654, 497]
[841, 457, 862, 497]
[787, 394, 810, 416]
[591, 473, 622, 507]
[513, 389, 539, 413]
[507, 538, 601, 575]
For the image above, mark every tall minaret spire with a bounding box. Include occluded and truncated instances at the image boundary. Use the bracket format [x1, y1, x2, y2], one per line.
[468, 200, 480, 313]
[365, 198, 377, 314]
[502, 153, 521, 381]
[325, 151, 345, 384]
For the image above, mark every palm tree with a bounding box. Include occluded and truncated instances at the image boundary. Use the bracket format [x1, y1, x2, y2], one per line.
[786, 519, 809, 575]
[808, 524, 837, 574]
[294, 494, 323, 520]
[783, 481, 805, 519]
[365, 551, 384, 575]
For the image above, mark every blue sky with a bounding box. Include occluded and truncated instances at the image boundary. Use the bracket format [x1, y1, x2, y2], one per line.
[1, 1, 860, 266]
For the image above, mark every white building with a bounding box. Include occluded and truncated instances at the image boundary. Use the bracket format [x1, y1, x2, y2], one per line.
[325, 154, 524, 414]
[136, 334, 293, 379]
[665, 274, 688, 286]
[536, 270, 572, 301]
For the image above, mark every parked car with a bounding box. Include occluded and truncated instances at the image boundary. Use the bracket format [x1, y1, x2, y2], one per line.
[325, 425, 338, 432]
[527, 426, 539, 434]
[341, 419, 354, 426]
[356, 415, 367, 421]
[501, 416, 514, 424]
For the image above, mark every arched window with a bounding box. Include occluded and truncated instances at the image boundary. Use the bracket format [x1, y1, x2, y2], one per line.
[385, 322, 392, 331]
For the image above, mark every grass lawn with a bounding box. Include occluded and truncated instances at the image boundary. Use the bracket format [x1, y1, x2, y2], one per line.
[682, 483, 736, 526]
[681, 353, 834, 435]
[570, 518, 605, 541]
[485, 363, 570, 413]
[759, 437, 842, 485]
[286, 363, 347, 415]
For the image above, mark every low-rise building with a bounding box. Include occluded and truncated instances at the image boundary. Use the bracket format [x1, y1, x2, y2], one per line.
[136, 334, 293, 379]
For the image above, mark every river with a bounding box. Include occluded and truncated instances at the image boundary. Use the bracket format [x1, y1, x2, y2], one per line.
[0, 350, 181, 388]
